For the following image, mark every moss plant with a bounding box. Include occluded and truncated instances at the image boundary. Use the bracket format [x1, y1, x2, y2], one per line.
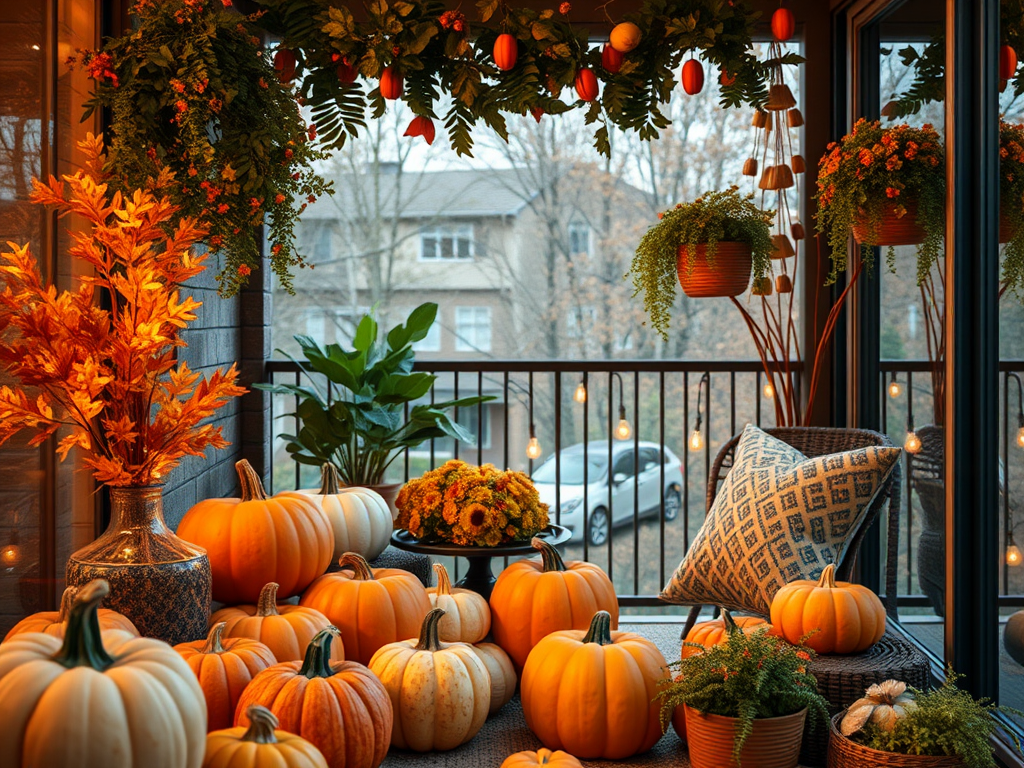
[1001, 121, 1024, 301]
[628, 186, 773, 340]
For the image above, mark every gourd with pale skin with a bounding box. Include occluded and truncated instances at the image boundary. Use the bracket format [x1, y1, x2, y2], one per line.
[204, 705, 328, 768]
[770, 563, 887, 654]
[177, 459, 335, 604]
[174, 622, 277, 732]
[470, 641, 517, 715]
[840, 679, 917, 736]
[211, 581, 343, 664]
[0, 579, 206, 768]
[490, 537, 618, 670]
[682, 608, 772, 658]
[369, 608, 491, 751]
[500, 749, 583, 768]
[521, 611, 668, 760]
[236, 627, 393, 768]
[428, 563, 491, 643]
[300, 552, 431, 665]
[3, 585, 139, 643]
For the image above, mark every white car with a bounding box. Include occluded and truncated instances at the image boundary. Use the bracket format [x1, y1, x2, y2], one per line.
[532, 441, 684, 546]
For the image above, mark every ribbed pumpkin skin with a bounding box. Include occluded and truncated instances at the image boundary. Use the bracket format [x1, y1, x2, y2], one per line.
[493, 34, 518, 71]
[428, 564, 491, 643]
[770, 564, 886, 654]
[205, 720, 328, 768]
[574, 68, 598, 101]
[682, 612, 771, 658]
[3, 586, 140, 642]
[500, 748, 583, 768]
[681, 59, 704, 95]
[521, 612, 668, 760]
[379, 67, 402, 99]
[471, 642, 517, 715]
[300, 553, 431, 665]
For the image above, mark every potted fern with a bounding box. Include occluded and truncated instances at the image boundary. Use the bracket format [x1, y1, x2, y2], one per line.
[629, 186, 773, 340]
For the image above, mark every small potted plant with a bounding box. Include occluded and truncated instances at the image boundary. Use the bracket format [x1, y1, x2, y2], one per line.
[628, 186, 774, 339]
[815, 118, 944, 282]
[1000, 120, 1024, 299]
[658, 610, 829, 768]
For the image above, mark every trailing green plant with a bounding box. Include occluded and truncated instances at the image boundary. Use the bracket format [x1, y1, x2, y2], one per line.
[256, 303, 493, 486]
[657, 610, 830, 765]
[628, 186, 773, 340]
[1001, 120, 1024, 300]
[814, 118, 945, 285]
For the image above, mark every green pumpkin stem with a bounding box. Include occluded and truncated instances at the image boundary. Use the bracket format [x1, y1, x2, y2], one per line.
[721, 608, 739, 634]
[531, 537, 566, 572]
[433, 563, 453, 595]
[319, 463, 342, 495]
[236, 459, 267, 502]
[338, 552, 375, 581]
[298, 626, 341, 679]
[241, 705, 279, 744]
[582, 610, 613, 646]
[416, 608, 446, 652]
[53, 579, 115, 670]
[256, 582, 281, 617]
[202, 622, 228, 654]
[56, 586, 76, 623]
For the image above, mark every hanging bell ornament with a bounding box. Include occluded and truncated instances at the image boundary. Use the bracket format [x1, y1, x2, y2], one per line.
[790, 222, 806, 241]
[751, 277, 773, 296]
[771, 234, 795, 260]
[776, 274, 793, 293]
[791, 155, 806, 174]
[787, 108, 804, 127]
[742, 158, 758, 177]
[759, 164, 794, 191]
[766, 83, 796, 111]
[752, 110, 769, 129]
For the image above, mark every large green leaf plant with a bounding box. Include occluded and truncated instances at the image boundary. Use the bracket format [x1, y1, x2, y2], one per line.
[258, 303, 492, 486]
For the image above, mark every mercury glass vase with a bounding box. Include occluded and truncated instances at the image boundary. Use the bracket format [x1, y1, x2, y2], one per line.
[65, 485, 211, 645]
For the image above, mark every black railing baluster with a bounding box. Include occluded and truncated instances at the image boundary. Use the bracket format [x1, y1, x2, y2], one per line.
[683, 371, 690, 553]
[659, 371, 666, 590]
[477, 372, 484, 467]
[294, 370, 301, 491]
[633, 370, 640, 596]
[504, 370, 510, 573]
[582, 371, 589, 564]
[454, 372, 460, 462]
[1004, 371, 1010, 596]
[906, 370, 913, 596]
[430, 384, 436, 471]
[704, 372, 711, 486]
[756, 370, 762, 427]
[404, 400, 410, 482]
[730, 371, 736, 436]
[607, 371, 614, 582]
[555, 371, 561, 527]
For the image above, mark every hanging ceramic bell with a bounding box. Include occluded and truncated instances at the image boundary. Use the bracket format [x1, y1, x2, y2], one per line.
[752, 110, 769, 128]
[771, 234, 795, 260]
[751, 276, 773, 296]
[791, 222, 806, 241]
[787, 108, 804, 127]
[791, 154, 806, 174]
[766, 83, 796, 111]
[776, 274, 793, 293]
[742, 157, 758, 176]
[759, 164, 794, 191]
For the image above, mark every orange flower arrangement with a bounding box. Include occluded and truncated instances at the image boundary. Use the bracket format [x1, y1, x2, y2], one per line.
[396, 459, 549, 547]
[0, 134, 246, 486]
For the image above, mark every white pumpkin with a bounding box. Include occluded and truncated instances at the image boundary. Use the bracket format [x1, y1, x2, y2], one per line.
[471, 642, 517, 715]
[427, 564, 491, 643]
[285, 463, 393, 562]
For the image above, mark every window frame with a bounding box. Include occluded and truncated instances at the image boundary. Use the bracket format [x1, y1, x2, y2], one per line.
[454, 306, 492, 352]
[419, 223, 476, 262]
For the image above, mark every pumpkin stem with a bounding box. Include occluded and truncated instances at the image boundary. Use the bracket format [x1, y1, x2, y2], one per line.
[721, 608, 739, 634]
[256, 582, 281, 617]
[241, 705, 279, 745]
[56, 586, 76, 623]
[298, 626, 341, 679]
[531, 537, 566, 572]
[416, 608, 446, 652]
[338, 552, 375, 581]
[433, 563, 453, 595]
[53, 579, 114, 671]
[236, 459, 268, 502]
[582, 610, 613, 646]
[817, 564, 838, 589]
[202, 622, 228, 654]
[319, 463, 341, 495]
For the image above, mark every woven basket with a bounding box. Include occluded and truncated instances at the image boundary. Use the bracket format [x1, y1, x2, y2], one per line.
[685, 706, 805, 768]
[827, 712, 964, 767]
[677, 242, 752, 298]
[852, 201, 926, 247]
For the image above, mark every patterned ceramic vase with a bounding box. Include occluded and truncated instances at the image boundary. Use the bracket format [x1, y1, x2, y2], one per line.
[66, 485, 211, 645]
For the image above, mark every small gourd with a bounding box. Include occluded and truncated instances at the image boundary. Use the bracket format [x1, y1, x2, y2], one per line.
[471, 641, 517, 715]
[682, 608, 771, 658]
[428, 563, 491, 643]
[841, 679, 917, 736]
[500, 749, 583, 768]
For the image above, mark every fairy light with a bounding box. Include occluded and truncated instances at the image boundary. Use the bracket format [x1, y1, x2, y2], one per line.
[763, 382, 775, 399]
[615, 406, 632, 441]
[904, 428, 922, 455]
[574, 380, 587, 404]
[689, 372, 710, 453]
[526, 433, 542, 460]
[1008, 536, 1023, 567]
[888, 373, 903, 399]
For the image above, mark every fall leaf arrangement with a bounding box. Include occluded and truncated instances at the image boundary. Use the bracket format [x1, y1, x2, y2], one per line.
[0, 135, 246, 487]
[1001, 120, 1024, 300]
[396, 459, 550, 546]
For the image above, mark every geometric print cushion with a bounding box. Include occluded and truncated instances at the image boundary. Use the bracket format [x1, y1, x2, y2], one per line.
[660, 424, 901, 615]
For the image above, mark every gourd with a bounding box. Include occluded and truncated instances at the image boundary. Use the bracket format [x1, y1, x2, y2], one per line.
[174, 622, 277, 732]
[0, 579, 206, 768]
[470, 642, 517, 715]
[204, 705, 328, 768]
[521, 610, 668, 760]
[283, 464, 392, 562]
[490, 537, 618, 669]
[427, 563, 491, 643]
[840, 679, 917, 736]
[379, 67, 403, 99]
[368, 608, 490, 752]
[299, 552, 431, 665]
[3, 585, 139, 643]
[770, 563, 887, 654]
[211, 581, 343, 663]
[500, 749, 583, 768]
[682, 608, 771, 658]
[177, 460, 335, 604]
[608, 21, 641, 52]
[681, 59, 705, 95]
[574, 68, 598, 102]
[236, 627, 393, 768]
[493, 33, 518, 71]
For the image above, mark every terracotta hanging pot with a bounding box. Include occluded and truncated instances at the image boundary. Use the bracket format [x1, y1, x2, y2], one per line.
[852, 200, 926, 247]
[677, 242, 752, 298]
[684, 706, 806, 768]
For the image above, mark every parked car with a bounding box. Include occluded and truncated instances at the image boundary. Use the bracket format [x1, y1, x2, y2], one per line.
[532, 441, 683, 546]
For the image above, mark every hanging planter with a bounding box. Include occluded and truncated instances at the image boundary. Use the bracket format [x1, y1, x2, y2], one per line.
[686, 707, 806, 768]
[677, 243, 753, 298]
[852, 200, 927, 247]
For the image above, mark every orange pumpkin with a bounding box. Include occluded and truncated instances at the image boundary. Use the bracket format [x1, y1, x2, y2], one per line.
[493, 33, 518, 71]
[490, 537, 618, 670]
[681, 59, 704, 95]
[380, 67, 403, 99]
[236, 628, 393, 768]
[771, 6, 795, 42]
[210, 581, 342, 664]
[3, 586, 139, 643]
[1002, 44, 1019, 81]
[299, 552, 431, 665]
[471, 641, 517, 715]
[274, 48, 297, 83]
[609, 21, 641, 53]
[770, 563, 887, 654]
[175, 622, 277, 732]
[601, 43, 624, 74]
[521, 611, 668, 759]
[682, 608, 772, 658]
[574, 68, 599, 101]
[177, 460, 334, 604]
[500, 749, 583, 768]
[205, 705, 328, 768]
[428, 563, 491, 643]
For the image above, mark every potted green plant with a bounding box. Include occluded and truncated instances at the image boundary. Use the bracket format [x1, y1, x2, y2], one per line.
[628, 186, 774, 340]
[258, 303, 492, 511]
[658, 611, 829, 768]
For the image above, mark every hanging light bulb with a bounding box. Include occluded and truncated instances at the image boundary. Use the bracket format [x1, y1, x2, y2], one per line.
[904, 430, 922, 455]
[1017, 425, 1024, 450]
[1, 530, 20, 567]
[526, 435, 543, 460]
[763, 381, 775, 399]
[1008, 536, 1023, 567]
[689, 427, 704, 451]
[888, 374, 903, 399]
[615, 405, 632, 441]
[574, 380, 587, 404]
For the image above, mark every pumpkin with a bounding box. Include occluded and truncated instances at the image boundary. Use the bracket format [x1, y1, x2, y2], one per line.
[770, 563, 887, 654]
[380, 67, 403, 99]
[840, 679, 917, 736]
[521, 611, 668, 759]
[1002, 44, 1019, 81]
[681, 59, 704, 95]
[368, 609, 490, 751]
[471, 641, 517, 715]
[771, 6, 795, 42]
[574, 68, 599, 101]
[0, 579, 206, 768]
[670, 674, 687, 742]
[3, 585, 139, 643]
[175, 622, 277, 732]
[601, 43, 624, 74]
[428, 563, 491, 643]
[608, 21, 641, 53]
[300, 552, 431, 665]
[205, 705, 328, 768]
[285, 464, 392, 562]
[210, 581, 342, 664]
[490, 537, 618, 670]
[682, 608, 772, 658]
[177, 460, 335, 604]
[274, 48, 297, 83]
[336, 58, 358, 84]
[500, 748, 583, 768]
[236, 627, 393, 768]
[493, 33, 518, 71]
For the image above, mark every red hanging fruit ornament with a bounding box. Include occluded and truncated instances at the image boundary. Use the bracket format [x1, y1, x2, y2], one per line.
[1001, 44, 1018, 81]
[380, 66, 403, 99]
[274, 48, 297, 83]
[681, 58, 704, 95]
[575, 67, 599, 101]
[531, 106, 545, 123]
[720, 69, 736, 87]
[602, 43, 624, 74]
[404, 116, 436, 145]
[337, 58, 357, 84]
[494, 33, 518, 71]
[771, 6, 795, 42]
[609, 22, 641, 53]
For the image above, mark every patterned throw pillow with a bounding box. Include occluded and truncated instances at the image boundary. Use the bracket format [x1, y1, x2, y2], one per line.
[661, 424, 901, 615]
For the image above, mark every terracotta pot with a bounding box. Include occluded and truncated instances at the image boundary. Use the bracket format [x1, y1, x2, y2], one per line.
[685, 705, 806, 768]
[677, 242, 752, 298]
[852, 201, 926, 247]
[367, 482, 403, 519]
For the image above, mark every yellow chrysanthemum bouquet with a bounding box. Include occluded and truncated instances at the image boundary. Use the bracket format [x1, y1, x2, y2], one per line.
[396, 460, 550, 547]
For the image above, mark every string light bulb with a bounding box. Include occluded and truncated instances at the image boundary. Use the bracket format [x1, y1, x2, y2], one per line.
[689, 427, 704, 451]
[1017, 425, 1024, 450]
[690, 372, 710, 453]
[763, 381, 775, 399]
[1008, 533, 1023, 567]
[574, 381, 587, 404]
[1, 530, 20, 566]
[904, 429, 922, 455]
[888, 373, 903, 399]
[526, 434, 542, 460]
